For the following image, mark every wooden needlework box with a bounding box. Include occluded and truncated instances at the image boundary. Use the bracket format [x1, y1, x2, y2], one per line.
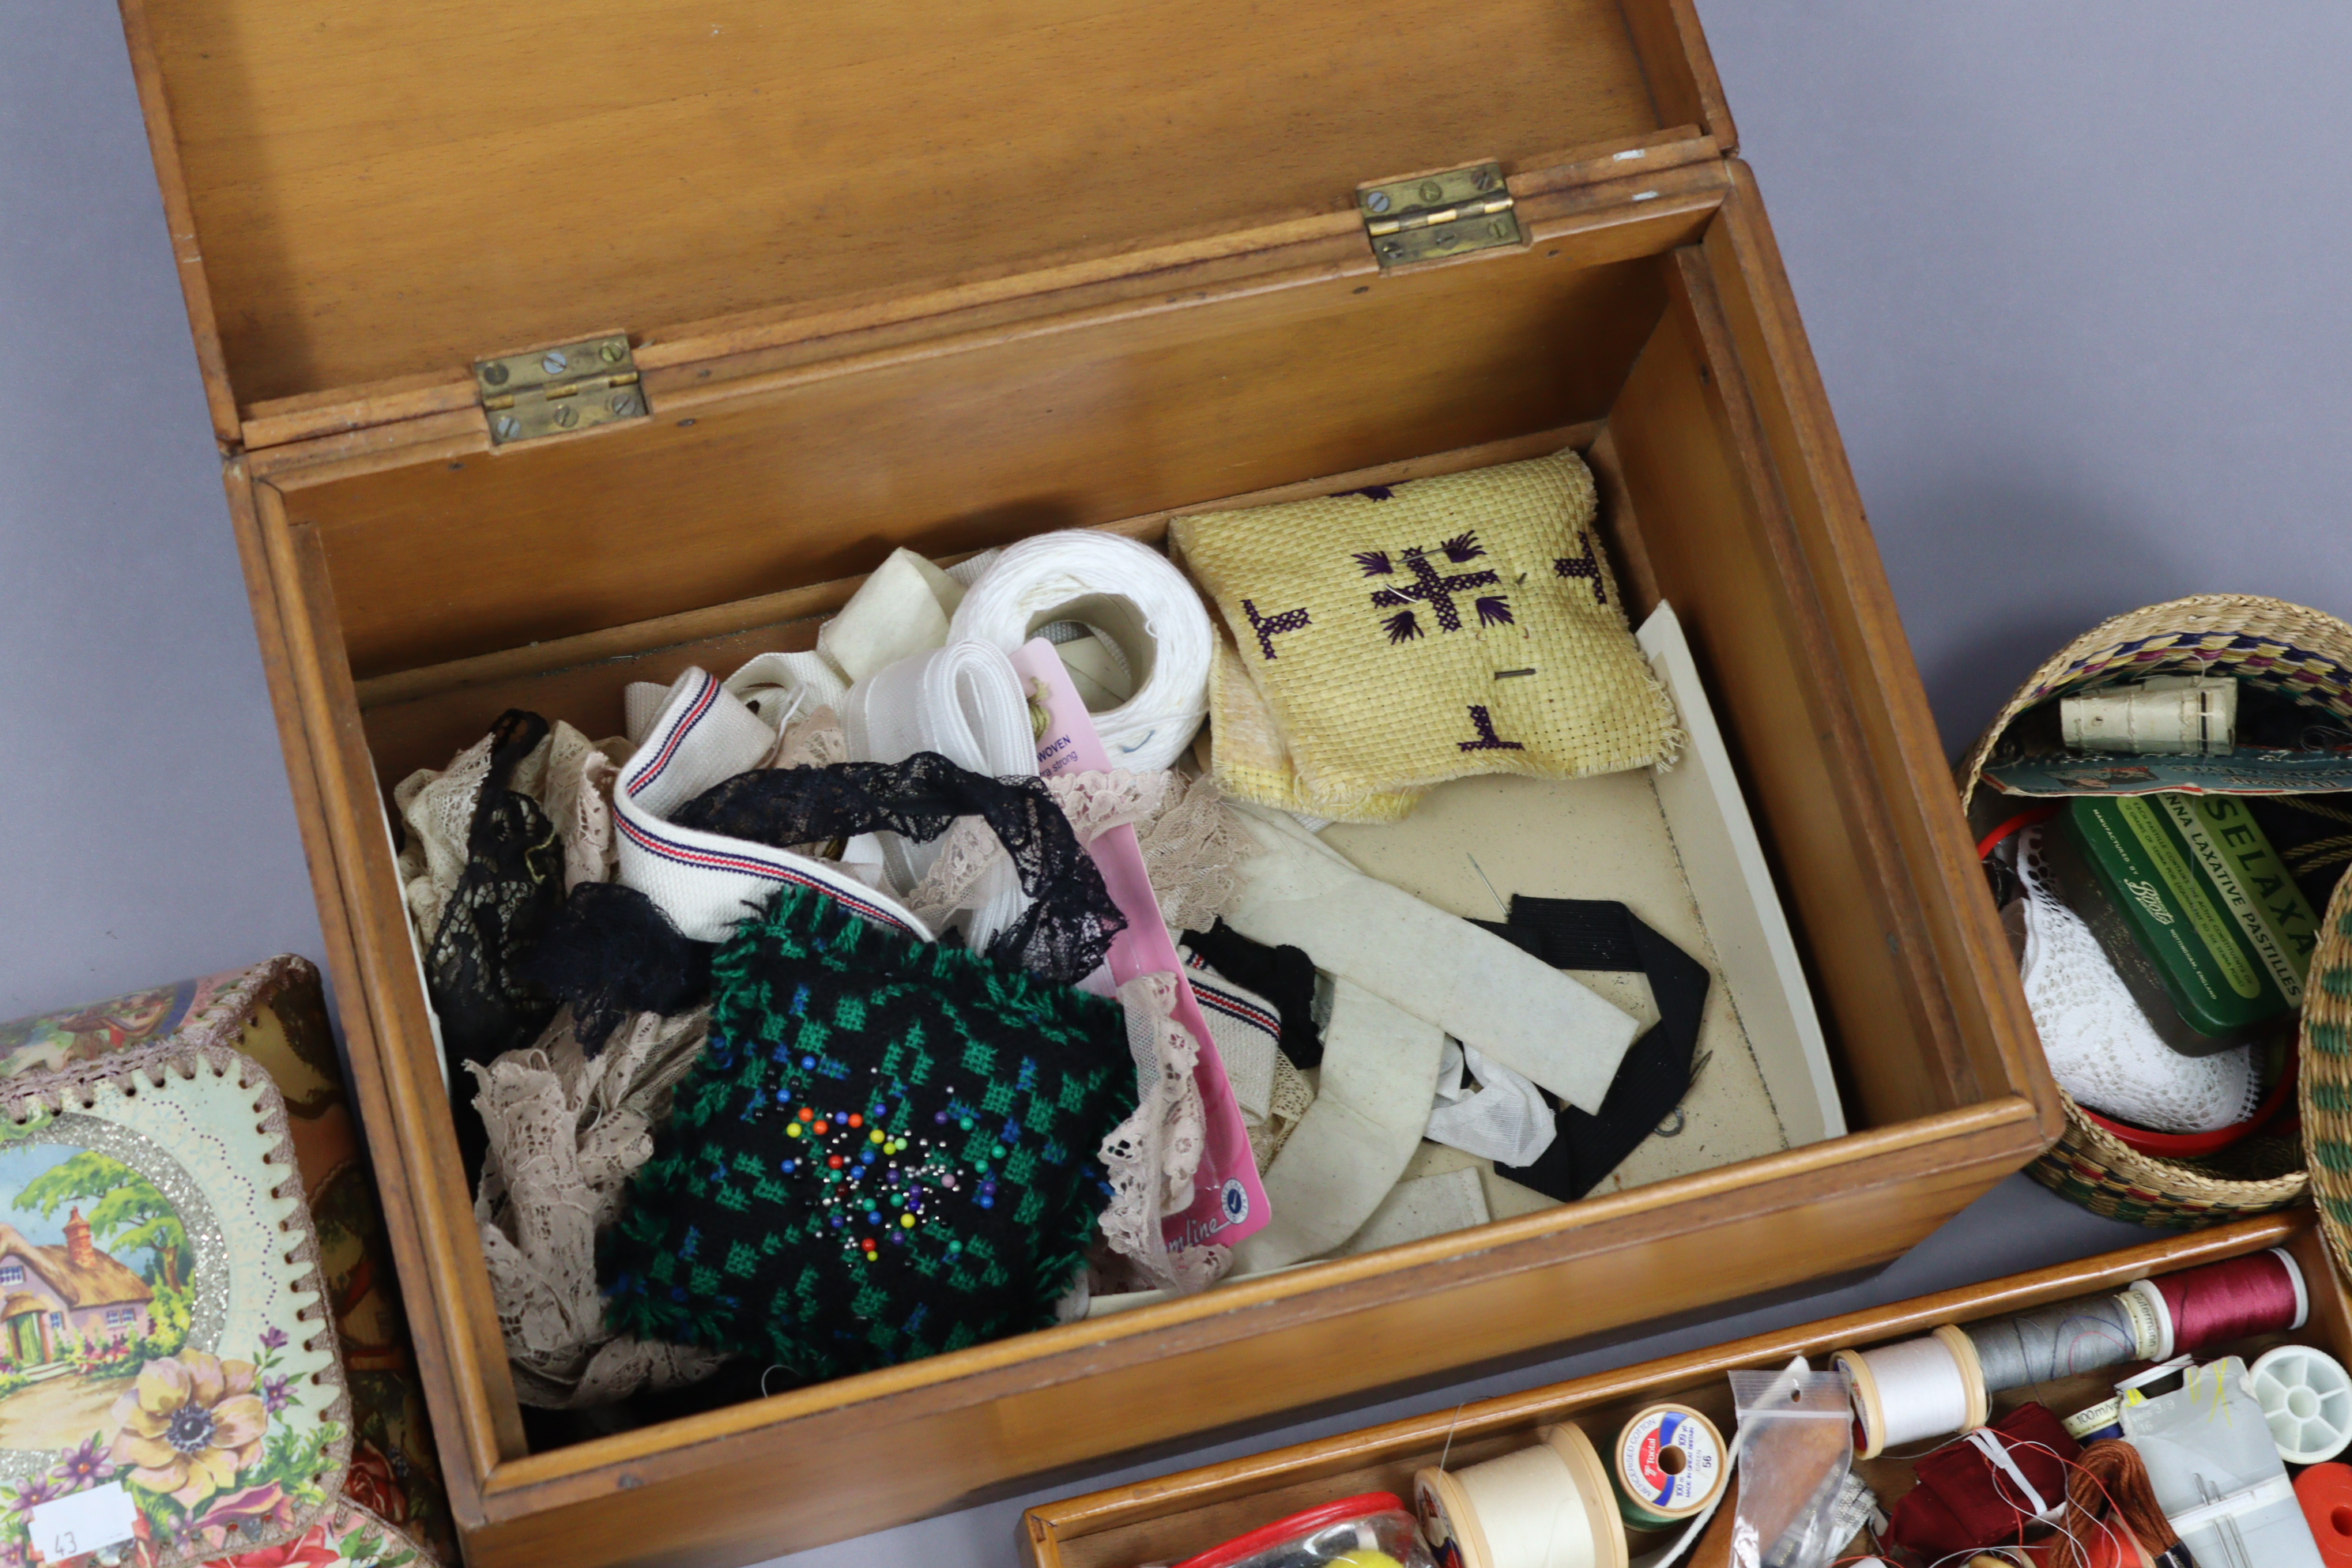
[113, 0, 2061, 1560]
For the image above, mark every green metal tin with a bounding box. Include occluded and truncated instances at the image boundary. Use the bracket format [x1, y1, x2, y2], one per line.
[2060, 792, 2319, 1048]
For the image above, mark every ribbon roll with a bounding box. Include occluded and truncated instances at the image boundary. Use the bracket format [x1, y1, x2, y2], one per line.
[949, 530, 1212, 772]
[842, 640, 1039, 945]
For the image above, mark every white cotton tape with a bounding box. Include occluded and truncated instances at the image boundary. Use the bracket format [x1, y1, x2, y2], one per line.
[948, 530, 1212, 772]
[841, 640, 1038, 944]
[842, 640, 1036, 778]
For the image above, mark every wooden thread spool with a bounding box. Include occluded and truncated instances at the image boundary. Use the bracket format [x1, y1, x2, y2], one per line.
[1835, 1324, 1989, 1459]
[1413, 1425, 1628, 1568]
[1608, 1404, 1724, 1528]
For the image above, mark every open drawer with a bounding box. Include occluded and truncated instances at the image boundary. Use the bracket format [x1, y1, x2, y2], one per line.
[1023, 1214, 2346, 1568]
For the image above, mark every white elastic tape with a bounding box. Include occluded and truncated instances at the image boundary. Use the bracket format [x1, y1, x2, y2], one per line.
[1224, 804, 1638, 1112]
[841, 640, 1038, 943]
[1230, 979, 1445, 1274]
[614, 667, 933, 944]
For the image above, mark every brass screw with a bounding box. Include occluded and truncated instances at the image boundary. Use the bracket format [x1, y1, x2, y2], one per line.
[1364, 190, 1392, 214]
[493, 415, 522, 441]
[609, 392, 637, 416]
[541, 350, 570, 375]
[1418, 179, 1443, 202]
[481, 363, 511, 386]
[1380, 239, 1404, 258]
[1472, 168, 1496, 192]
[600, 341, 625, 364]
[1434, 230, 1461, 249]
[552, 404, 579, 429]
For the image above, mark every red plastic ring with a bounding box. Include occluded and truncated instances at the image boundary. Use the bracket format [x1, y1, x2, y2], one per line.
[1171, 1494, 1407, 1568]
[2080, 1051, 2297, 1157]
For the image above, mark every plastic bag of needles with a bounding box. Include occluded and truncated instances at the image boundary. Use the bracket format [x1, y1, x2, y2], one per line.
[1725, 1366, 1856, 1568]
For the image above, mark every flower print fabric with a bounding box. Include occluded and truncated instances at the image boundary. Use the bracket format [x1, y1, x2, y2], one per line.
[109, 1351, 271, 1510]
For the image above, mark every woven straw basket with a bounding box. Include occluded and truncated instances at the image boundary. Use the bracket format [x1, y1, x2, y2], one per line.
[1961, 594, 2352, 1227]
[2301, 873, 2352, 1277]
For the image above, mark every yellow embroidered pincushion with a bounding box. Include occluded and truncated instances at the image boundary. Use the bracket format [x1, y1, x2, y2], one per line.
[1173, 451, 1681, 820]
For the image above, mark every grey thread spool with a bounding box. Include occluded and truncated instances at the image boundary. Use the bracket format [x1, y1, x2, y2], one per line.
[1964, 1292, 2148, 1393]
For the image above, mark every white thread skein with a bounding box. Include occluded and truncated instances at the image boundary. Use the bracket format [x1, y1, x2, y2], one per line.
[948, 530, 1212, 772]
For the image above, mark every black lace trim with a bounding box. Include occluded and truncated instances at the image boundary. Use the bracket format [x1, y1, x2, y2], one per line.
[422, 709, 565, 1178]
[529, 753, 1124, 1053]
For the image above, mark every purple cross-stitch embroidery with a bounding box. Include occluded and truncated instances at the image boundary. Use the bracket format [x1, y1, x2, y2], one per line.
[1383, 610, 1423, 643]
[1337, 484, 1396, 501]
[1457, 706, 1526, 752]
[1368, 542, 1503, 633]
[1555, 531, 1608, 605]
[1354, 550, 1394, 576]
[1242, 597, 1311, 660]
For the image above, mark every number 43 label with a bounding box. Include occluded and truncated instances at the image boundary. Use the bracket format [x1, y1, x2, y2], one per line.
[27, 1482, 138, 1563]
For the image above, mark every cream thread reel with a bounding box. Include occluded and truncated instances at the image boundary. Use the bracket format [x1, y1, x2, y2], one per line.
[2248, 1344, 2352, 1464]
[0, 1038, 350, 1568]
[1412, 1424, 1627, 1568]
[1608, 1404, 1724, 1529]
[1834, 1324, 1989, 1460]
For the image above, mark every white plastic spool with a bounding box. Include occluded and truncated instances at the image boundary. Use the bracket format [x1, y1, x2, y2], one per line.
[2247, 1343, 2352, 1464]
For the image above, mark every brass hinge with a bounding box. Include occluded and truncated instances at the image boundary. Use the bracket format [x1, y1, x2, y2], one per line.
[475, 334, 646, 447]
[1359, 163, 1522, 266]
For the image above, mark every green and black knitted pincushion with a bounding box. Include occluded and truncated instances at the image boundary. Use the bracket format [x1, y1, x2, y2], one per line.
[601, 880, 1136, 1381]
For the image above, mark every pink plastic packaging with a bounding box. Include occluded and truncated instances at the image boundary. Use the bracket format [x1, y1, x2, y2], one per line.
[1012, 639, 1269, 1251]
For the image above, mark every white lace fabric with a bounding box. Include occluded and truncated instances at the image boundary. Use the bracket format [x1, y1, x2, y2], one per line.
[470, 1007, 729, 1407]
[2016, 827, 2260, 1133]
[1096, 972, 1228, 1293]
[393, 719, 631, 940]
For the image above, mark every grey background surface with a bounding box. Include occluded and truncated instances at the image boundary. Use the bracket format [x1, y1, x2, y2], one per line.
[1, 2, 2343, 1563]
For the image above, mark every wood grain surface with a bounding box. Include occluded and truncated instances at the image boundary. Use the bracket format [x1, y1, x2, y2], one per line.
[138, 0, 1679, 405]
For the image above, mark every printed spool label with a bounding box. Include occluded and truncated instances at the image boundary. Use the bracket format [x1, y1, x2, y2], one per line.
[1620, 1408, 1721, 1516]
[2063, 1396, 2124, 1441]
[1415, 1474, 1468, 1568]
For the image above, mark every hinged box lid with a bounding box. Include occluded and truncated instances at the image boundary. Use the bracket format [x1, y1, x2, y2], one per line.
[124, 0, 1731, 446]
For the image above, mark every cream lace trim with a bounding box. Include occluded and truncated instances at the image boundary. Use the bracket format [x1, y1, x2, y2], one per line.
[1253, 1052, 1314, 1170]
[1044, 769, 1257, 932]
[470, 1007, 729, 1407]
[394, 719, 631, 939]
[1097, 972, 1227, 1293]
[767, 705, 848, 771]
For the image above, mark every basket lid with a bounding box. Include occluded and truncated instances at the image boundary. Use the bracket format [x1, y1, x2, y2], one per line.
[126, 0, 1730, 428]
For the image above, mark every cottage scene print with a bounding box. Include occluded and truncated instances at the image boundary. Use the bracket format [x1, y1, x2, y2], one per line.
[0, 1131, 341, 1563]
[0, 1144, 191, 1453]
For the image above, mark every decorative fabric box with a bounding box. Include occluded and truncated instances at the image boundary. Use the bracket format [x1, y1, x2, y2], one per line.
[0, 959, 455, 1563]
[114, 0, 2059, 1559]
